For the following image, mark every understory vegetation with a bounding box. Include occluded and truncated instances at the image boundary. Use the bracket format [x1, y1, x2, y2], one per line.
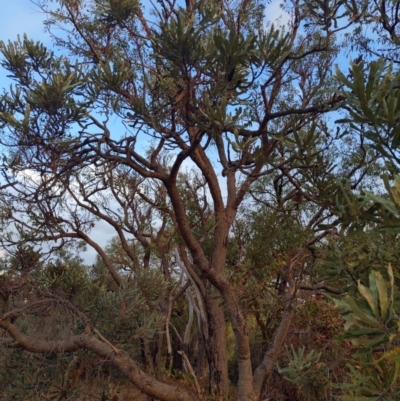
[1, 0, 400, 400]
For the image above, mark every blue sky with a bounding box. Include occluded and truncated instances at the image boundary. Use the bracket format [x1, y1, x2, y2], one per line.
[0, 1, 47, 43]
[0, 0, 291, 89]
[0, 1, 363, 265]
[0, 0, 291, 51]
[0, 0, 292, 263]
[0, 0, 50, 85]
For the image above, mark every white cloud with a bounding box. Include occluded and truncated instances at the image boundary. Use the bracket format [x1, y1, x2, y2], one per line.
[264, 0, 292, 29]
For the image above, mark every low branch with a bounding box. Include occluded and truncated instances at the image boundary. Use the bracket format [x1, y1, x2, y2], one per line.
[0, 319, 198, 401]
[298, 283, 343, 295]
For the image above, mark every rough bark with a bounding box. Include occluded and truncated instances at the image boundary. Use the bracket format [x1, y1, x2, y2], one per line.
[221, 286, 257, 401]
[204, 291, 229, 397]
[142, 339, 155, 375]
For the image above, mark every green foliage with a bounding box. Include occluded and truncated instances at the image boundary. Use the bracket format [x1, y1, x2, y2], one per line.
[1, 0, 399, 399]
[316, 228, 400, 296]
[95, 0, 139, 27]
[279, 345, 331, 401]
[0, 239, 170, 399]
[328, 174, 400, 238]
[335, 265, 400, 400]
[334, 58, 400, 163]
[337, 355, 400, 401]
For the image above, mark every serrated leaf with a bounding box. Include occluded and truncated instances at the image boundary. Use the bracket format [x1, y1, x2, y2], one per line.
[375, 271, 389, 321]
[358, 281, 379, 318]
[369, 271, 378, 307]
[342, 295, 381, 327]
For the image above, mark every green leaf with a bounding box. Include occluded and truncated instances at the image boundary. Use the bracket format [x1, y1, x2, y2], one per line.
[383, 346, 400, 362]
[342, 295, 381, 328]
[375, 271, 389, 321]
[358, 281, 379, 318]
[390, 362, 400, 388]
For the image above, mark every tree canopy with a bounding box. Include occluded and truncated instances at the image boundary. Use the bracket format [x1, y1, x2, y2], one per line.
[1, 0, 400, 400]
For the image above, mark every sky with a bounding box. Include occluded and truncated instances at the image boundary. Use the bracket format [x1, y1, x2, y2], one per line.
[0, 0, 48, 259]
[0, 1, 48, 43]
[0, 0, 290, 90]
[0, 0, 50, 85]
[0, 0, 290, 263]
[0, 0, 291, 58]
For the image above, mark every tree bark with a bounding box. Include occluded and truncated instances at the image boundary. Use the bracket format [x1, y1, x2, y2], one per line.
[252, 295, 295, 397]
[142, 339, 155, 375]
[175, 248, 230, 396]
[204, 291, 229, 397]
[0, 319, 198, 401]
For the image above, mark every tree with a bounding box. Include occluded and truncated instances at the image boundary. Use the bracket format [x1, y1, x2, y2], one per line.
[0, 0, 385, 400]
